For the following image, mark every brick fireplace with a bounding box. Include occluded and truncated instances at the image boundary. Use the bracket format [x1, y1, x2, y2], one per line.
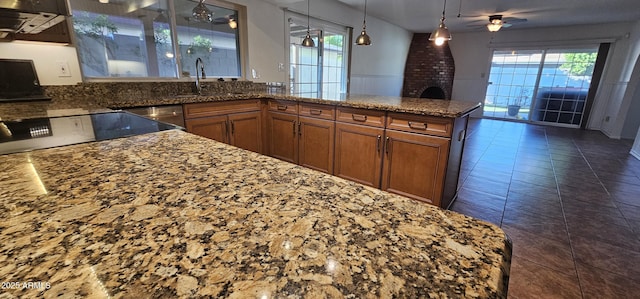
[402, 33, 455, 100]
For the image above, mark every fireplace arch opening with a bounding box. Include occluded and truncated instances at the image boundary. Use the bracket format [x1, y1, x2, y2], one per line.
[420, 87, 446, 99]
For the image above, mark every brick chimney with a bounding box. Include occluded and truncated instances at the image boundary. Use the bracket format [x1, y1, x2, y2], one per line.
[402, 33, 455, 99]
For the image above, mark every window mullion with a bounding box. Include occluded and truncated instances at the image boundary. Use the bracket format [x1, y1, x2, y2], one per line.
[317, 29, 324, 99]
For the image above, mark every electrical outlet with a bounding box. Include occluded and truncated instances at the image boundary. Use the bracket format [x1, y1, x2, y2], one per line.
[278, 63, 285, 72]
[605, 116, 610, 122]
[57, 61, 71, 77]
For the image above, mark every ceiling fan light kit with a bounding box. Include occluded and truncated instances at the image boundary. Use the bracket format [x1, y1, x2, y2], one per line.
[356, 0, 372, 45]
[429, 0, 452, 46]
[487, 15, 503, 32]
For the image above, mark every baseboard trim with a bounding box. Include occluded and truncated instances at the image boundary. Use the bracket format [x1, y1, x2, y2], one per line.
[631, 149, 640, 161]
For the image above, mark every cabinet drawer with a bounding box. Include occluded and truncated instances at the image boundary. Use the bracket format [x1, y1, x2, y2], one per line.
[336, 107, 385, 128]
[386, 112, 453, 137]
[299, 103, 335, 120]
[267, 100, 298, 114]
[184, 100, 261, 119]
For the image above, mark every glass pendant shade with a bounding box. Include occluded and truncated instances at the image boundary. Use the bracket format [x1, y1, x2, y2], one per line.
[192, 0, 213, 23]
[487, 23, 502, 32]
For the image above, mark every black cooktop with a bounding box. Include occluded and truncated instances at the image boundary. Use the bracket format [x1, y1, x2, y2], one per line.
[0, 111, 182, 155]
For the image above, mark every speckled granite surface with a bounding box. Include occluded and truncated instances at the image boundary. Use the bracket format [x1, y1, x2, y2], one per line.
[0, 92, 479, 122]
[0, 130, 510, 298]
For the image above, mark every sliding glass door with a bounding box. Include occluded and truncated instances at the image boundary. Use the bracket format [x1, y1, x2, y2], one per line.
[288, 14, 349, 100]
[483, 47, 599, 127]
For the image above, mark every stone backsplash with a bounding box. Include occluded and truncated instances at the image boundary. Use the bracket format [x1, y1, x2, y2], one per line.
[42, 81, 267, 108]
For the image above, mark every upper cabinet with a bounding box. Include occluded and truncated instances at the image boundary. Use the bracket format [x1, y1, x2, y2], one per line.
[1, 0, 70, 43]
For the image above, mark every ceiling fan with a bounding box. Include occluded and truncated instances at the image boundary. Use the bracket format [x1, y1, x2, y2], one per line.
[485, 14, 527, 31]
[211, 15, 238, 28]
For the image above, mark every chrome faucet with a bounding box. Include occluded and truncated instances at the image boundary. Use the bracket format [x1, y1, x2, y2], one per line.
[195, 57, 206, 95]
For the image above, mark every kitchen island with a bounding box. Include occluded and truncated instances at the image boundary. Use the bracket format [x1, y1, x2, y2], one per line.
[0, 127, 510, 298]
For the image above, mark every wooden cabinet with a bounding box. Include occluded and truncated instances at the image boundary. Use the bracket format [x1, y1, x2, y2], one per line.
[184, 100, 263, 154]
[266, 111, 298, 163]
[381, 130, 450, 205]
[266, 101, 335, 174]
[382, 112, 466, 208]
[299, 116, 335, 173]
[334, 107, 385, 187]
[185, 98, 470, 209]
[185, 115, 228, 143]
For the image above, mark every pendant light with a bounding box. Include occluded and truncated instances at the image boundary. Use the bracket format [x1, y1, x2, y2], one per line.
[355, 0, 371, 45]
[192, 0, 213, 23]
[429, 0, 452, 46]
[301, 0, 315, 47]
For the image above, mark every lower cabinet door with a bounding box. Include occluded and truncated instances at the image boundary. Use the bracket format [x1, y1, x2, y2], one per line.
[185, 115, 228, 144]
[267, 112, 298, 164]
[334, 122, 384, 188]
[229, 111, 263, 154]
[381, 130, 450, 206]
[299, 116, 335, 174]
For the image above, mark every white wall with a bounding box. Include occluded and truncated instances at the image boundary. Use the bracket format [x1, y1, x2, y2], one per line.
[0, 0, 411, 96]
[250, 0, 413, 96]
[602, 20, 640, 138]
[0, 41, 82, 85]
[448, 22, 637, 123]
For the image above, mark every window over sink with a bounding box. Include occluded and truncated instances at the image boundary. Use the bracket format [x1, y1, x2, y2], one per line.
[69, 0, 245, 80]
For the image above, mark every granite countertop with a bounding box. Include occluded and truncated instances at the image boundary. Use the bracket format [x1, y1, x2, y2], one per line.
[0, 92, 480, 122]
[110, 93, 481, 119]
[0, 130, 510, 298]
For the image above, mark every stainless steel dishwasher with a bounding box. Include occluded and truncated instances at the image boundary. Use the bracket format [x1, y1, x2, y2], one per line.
[124, 105, 185, 128]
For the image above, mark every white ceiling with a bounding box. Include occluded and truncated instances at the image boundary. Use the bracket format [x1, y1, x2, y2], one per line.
[273, 0, 640, 33]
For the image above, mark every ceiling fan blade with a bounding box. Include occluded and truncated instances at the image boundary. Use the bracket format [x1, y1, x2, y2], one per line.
[503, 17, 527, 23]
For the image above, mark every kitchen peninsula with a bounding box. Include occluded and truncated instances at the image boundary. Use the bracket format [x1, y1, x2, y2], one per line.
[0, 87, 510, 298]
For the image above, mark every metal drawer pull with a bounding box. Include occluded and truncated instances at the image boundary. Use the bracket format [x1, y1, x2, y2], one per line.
[298, 122, 302, 136]
[230, 120, 235, 134]
[458, 129, 466, 142]
[352, 114, 368, 122]
[277, 105, 288, 111]
[385, 136, 390, 154]
[376, 135, 381, 152]
[293, 121, 296, 135]
[310, 109, 322, 115]
[408, 121, 427, 130]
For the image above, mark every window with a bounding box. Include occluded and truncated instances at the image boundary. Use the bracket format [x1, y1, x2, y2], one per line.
[484, 47, 600, 127]
[288, 14, 349, 100]
[69, 0, 243, 79]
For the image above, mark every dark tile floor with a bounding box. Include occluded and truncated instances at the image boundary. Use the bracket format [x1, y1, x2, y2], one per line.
[450, 118, 640, 299]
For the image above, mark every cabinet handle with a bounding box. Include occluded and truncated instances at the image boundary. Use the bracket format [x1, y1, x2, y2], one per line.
[298, 122, 302, 136]
[352, 114, 367, 122]
[230, 120, 235, 135]
[376, 135, 381, 153]
[293, 121, 296, 135]
[385, 136, 390, 154]
[408, 121, 427, 130]
[277, 105, 288, 111]
[310, 109, 322, 115]
[458, 129, 466, 142]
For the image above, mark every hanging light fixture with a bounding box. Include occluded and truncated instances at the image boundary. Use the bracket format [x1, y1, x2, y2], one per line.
[355, 0, 371, 45]
[301, 0, 315, 47]
[486, 15, 503, 32]
[429, 0, 452, 46]
[192, 0, 213, 23]
[228, 18, 237, 29]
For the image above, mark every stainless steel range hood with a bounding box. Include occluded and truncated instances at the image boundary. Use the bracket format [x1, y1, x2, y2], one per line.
[0, 0, 68, 40]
